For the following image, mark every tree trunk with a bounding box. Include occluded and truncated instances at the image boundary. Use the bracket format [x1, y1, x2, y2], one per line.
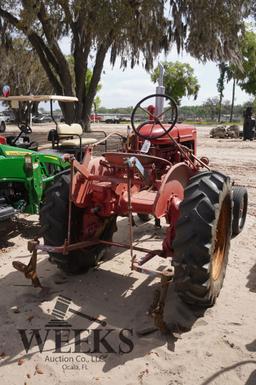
[59, 102, 76, 124]
[230, 78, 236, 122]
[0, 7, 108, 130]
[218, 96, 222, 123]
[81, 42, 110, 131]
[32, 102, 39, 115]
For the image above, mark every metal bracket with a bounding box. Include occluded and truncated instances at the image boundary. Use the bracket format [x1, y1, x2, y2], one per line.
[126, 156, 146, 179]
[149, 269, 173, 333]
[12, 240, 42, 288]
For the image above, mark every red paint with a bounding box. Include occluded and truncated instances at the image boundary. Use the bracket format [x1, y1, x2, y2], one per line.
[68, 121, 199, 256]
[0, 136, 6, 144]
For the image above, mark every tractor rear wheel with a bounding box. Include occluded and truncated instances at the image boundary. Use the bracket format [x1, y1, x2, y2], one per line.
[172, 171, 232, 307]
[40, 174, 116, 274]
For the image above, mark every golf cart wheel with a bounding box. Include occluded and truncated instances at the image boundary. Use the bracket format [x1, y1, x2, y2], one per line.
[172, 171, 232, 307]
[40, 174, 117, 274]
[232, 186, 248, 237]
[0, 121, 6, 132]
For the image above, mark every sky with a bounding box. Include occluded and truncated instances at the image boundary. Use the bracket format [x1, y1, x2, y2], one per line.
[60, 37, 251, 109]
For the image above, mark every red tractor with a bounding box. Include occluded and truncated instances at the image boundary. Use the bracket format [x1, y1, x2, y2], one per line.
[15, 94, 248, 321]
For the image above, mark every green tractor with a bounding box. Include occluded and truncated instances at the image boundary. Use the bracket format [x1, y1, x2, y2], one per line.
[0, 94, 81, 223]
[0, 141, 69, 222]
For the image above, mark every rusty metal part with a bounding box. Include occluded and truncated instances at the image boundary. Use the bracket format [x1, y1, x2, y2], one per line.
[191, 153, 211, 170]
[13, 240, 42, 288]
[126, 163, 135, 267]
[149, 271, 173, 333]
[30, 235, 170, 279]
[212, 194, 231, 280]
[157, 120, 196, 168]
[92, 132, 125, 147]
[132, 253, 174, 278]
[156, 119, 210, 171]
[31, 238, 164, 257]
[67, 157, 75, 245]
[132, 262, 173, 279]
[200, 156, 209, 165]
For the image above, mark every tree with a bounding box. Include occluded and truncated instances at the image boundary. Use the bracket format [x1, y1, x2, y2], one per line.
[229, 30, 256, 95]
[0, 1, 250, 129]
[0, 38, 52, 95]
[66, 55, 101, 114]
[93, 96, 101, 114]
[223, 29, 256, 121]
[216, 63, 229, 122]
[203, 97, 220, 121]
[0, 38, 53, 119]
[221, 64, 237, 122]
[151, 61, 200, 105]
[229, 77, 236, 122]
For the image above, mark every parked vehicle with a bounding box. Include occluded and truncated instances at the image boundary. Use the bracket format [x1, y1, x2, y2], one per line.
[2, 109, 15, 123]
[0, 114, 8, 132]
[103, 115, 121, 123]
[32, 114, 52, 123]
[0, 142, 69, 222]
[89, 114, 103, 123]
[0, 95, 79, 151]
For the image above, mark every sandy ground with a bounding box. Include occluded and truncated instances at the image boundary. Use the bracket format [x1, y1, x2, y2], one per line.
[0, 124, 256, 385]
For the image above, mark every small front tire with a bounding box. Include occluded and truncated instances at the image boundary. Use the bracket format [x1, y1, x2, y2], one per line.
[232, 186, 248, 237]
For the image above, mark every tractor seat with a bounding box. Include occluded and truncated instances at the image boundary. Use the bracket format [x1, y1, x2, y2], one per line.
[57, 123, 97, 147]
[60, 137, 97, 147]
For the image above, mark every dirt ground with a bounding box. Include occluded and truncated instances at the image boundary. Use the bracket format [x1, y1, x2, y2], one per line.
[0, 124, 255, 385]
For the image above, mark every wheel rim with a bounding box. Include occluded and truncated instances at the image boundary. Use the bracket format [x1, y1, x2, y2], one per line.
[212, 195, 231, 281]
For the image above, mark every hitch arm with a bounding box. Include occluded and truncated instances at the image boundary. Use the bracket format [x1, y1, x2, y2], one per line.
[12, 240, 42, 288]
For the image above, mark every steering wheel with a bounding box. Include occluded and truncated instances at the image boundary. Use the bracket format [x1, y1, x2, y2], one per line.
[131, 93, 178, 140]
[19, 123, 32, 134]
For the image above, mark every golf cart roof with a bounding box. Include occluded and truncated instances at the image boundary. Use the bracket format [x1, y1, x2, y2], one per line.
[0, 95, 78, 102]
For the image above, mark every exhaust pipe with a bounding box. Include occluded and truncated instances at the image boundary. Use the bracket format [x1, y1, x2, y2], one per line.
[155, 63, 165, 118]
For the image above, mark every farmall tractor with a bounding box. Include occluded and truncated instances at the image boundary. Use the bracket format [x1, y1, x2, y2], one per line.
[14, 93, 248, 329]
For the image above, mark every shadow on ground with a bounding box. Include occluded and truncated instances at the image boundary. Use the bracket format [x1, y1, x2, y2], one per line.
[0, 216, 40, 248]
[246, 263, 256, 293]
[0, 217, 206, 373]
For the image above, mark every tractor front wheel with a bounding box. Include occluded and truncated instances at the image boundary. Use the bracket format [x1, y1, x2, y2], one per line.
[40, 174, 116, 274]
[232, 186, 248, 237]
[172, 171, 232, 307]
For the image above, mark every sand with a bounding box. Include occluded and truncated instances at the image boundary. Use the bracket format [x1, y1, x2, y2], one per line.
[0, 124, 255, 385]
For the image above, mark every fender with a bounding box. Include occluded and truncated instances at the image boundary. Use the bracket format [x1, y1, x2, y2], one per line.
[153, 162, 193, 218]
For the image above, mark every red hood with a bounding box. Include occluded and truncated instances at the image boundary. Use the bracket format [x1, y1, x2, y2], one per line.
[139, 123, 196, 143]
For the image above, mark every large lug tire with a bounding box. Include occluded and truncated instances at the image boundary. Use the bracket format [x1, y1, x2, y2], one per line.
[232, 186, 248, 238]
[172, 171, 232, 308]
[40, 174, 117, 274]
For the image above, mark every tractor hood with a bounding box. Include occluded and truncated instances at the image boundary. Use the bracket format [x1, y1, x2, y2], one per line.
[139, 123, 197, 144]
[0, 144, 36, 157]
[0, 144, 69, 168]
